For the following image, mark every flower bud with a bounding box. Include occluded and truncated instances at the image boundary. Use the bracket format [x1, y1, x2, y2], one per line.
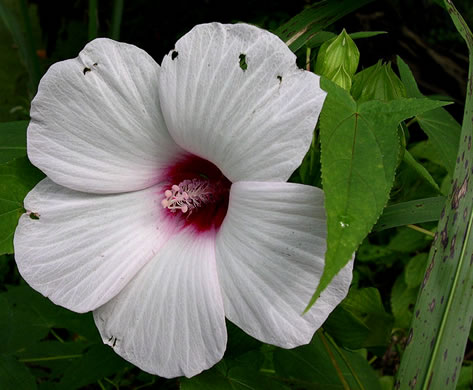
[351, 60, 407, 103]
[315, 29, 360, 90]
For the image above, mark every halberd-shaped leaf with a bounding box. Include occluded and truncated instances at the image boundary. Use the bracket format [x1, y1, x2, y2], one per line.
[308, 78, 449, 309]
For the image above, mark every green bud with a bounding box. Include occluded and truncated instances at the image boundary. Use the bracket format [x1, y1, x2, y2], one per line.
[351, 60, 407, 103]
[330, 66, 353, 91]
[315, 29, 360, 90]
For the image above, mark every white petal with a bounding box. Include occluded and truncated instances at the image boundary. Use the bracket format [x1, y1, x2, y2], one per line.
[28, 38, 183, 194]
[93, 231, 227, 378]
[216, 181, 353, 348]
[14, 178, 169, 313]
[159, 23, 326, 183]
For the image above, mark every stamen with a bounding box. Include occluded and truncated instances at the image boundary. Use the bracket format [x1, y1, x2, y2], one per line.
[162, 178, 214, 214]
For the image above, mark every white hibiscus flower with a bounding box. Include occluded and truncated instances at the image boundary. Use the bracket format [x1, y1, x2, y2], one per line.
[14, 23, 353, 378]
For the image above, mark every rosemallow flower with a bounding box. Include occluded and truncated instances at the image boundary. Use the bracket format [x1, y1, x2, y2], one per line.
[14, 23, 353, 378]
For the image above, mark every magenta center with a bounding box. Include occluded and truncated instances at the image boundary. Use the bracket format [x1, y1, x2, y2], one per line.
[161, 155, 231, 232]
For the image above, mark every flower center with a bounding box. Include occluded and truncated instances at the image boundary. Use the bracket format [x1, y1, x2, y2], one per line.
[161, 155, 231, 232]
[161, 178, 219, 214]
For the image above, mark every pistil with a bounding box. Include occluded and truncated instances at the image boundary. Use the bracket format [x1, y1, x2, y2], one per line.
[161, 179, 214, 214]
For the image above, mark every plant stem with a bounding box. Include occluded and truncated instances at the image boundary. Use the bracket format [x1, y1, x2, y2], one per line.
[50, 328, 64, 343]
[324, 331, 366, 390]
[110, 0, 124, 40]
[88, 0, 98, 41]
[19, 0, 41, 93]
[319, 331, 351, 390]
[407, 224, 435, 237]
[19, 354, 82, 362]
[306, 47, 311, 71]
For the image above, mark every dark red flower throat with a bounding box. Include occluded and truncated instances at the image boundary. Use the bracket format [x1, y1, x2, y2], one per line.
[161, 155, 231, 232]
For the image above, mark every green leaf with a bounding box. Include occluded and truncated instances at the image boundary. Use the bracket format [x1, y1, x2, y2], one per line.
[57, 344, 130, 390]
[0, 354, 37, 390]
[356, 241, 394, 262]
[0, 121, 28, 164]
[324, 306, 372, 350]
[409, 140, 451, 176]
[402, 149, 440, 192]
[324, 288, 393, 351]
[274, 0, 374, 52]
[225, 321, 262, 359]
[16, 340, 85, 367]
[273, 331, 381, 390]
[5, 285, 99, 342]
[0, 156, 43, 255]
[387, 227, 432, 254]
[396, 2, 473, 388]
[0, 285, 99, 361]
[349, 31, 387, 40]
[374, 196, 445, 231]
[457, 365, 473, 390]
[397, 56, 461, 175]
[307, 78, 449, 310]
[15, 340, 87, 381]
[305, 31, 337, 49]
[0, 294, 49, 354]
[405, 253, 429, 288]
[379, 376, 395, 390]
[298, 131, 322, 187]
[181, 351, 289, 390]
[390, 275, 418, 329]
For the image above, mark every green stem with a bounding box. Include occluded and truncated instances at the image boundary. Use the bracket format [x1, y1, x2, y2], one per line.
[19, 0, 41, 93]
[406, 224, 435, 237]
[405, 117, 418, 127]
[110, 0, 124, 40]
[324, 331, 366, 390]
[50, 328, 64, 343]
[134, 378, 156, 389]
[259, 368, 276, 374]
[306, 47, 311, 71]
[104, 377, 119, 389]
[88, 0, 98, 41]
[19, 354, 82, 362]
[319, 331, 350, 390]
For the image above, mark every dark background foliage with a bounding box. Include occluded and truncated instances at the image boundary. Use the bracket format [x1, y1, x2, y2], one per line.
[29, 0, 471, 117]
